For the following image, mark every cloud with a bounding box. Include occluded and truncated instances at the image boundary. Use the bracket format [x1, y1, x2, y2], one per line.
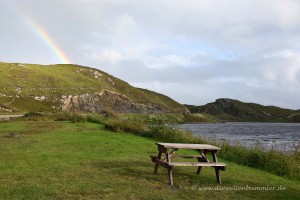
[88, 50, 123, 65]
[1, 0, 300, 109]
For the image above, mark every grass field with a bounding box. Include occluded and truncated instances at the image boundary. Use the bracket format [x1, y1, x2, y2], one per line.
[0, 121, 299, 199]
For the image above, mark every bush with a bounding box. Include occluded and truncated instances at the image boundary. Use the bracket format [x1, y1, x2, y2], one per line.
[146, 114, 185, 125]
[105, 119, 149, 135]
[54, 113, 87, 123]
[100, 109, 120, 119]
[146, 125, 196, 143]
[87, 115, 105, 125]
[23, 112, 44, 117]
[21, 112, 49, 121]
[53, 113, 70, 121]
[217, 142, 300, 180]
[69, 114, 87, 123]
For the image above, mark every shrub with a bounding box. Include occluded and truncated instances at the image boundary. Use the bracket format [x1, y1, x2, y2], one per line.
[69, 114, 87, 123]
[100, 109, 120, 119]
[146, 125, 195, 143]
[217, 142, 300, 180]
[87, 115, 105, 125]
[54, 113, 87, 123]
[53, 113, 70, 121]
[24, 112, 44, 117]
[105, 119, 149, 135]
[146, 113, 185, 125]
[22, 112, 49, 121]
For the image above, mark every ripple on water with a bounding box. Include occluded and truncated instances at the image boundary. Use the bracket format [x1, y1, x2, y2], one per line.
[179, 123, 300, 152]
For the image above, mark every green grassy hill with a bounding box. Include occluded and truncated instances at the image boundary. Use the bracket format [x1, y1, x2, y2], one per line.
[185, 98, 297, 122]
[0, 62, 187, 114]
[0, 120, 299, 199]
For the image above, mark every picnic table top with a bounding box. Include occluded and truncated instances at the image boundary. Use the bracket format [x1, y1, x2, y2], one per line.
[156, 143, 221, 150]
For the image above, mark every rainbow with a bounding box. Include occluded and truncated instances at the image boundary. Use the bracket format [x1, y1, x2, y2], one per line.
[23, 16, 72, 64]
[1, 0, 72, 64]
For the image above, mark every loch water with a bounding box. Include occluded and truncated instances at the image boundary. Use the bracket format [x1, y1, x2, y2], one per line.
[178, 122, 300, 152]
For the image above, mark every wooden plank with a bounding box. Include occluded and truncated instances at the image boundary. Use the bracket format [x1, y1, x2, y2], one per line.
[196, 156, 203, 174]
[166, 152, 171, 162]
[171, 155, 204, 158]
[166, 152, 174, 185]
[153, 151, 162, 174]
[151, 157, 171, 169]
[212, 151, 222, 184]
[157, 145, 167, 153]
[216, 168, 222, 184]
[168, 167, 173, 185]
[200, 152, 210, 162]
[152, 143, 226, 185]
[212, 152, 218, 162]
[196, 166, 202, 174]
[156, 143, 221, 150]
[163, 148, 178, 161]
[197, 151, 208, 174]
[168, 162, 226, 167]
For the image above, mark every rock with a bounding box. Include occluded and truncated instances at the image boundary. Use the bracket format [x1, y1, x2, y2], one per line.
[0, 105, 12, 112]
[34, 96, 46, 101]
[261, 111, 272, 117]
[107, 78, 115, 85]
[61, 89, 167, 114]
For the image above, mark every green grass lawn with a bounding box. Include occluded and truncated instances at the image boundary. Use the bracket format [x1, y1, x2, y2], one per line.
[0, 121, 299, 199]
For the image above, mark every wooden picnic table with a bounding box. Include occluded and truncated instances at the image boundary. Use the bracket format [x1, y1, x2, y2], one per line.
[150, 143, 226, 185]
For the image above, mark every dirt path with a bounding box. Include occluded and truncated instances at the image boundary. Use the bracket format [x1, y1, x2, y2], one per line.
[0, 114, 23, 119]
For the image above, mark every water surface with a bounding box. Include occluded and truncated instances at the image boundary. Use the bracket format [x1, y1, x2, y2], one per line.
[178, 123, 300, 152]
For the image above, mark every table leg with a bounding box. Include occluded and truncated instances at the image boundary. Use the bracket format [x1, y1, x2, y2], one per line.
[196, 165, 202, 174]
[154, 151, 162, 174]
[168, 166, 173, 185]
[166, 152, 174, 185]
[215, 168, 221, 184]
[196, 150, 207, 174]
[163, 148, 178, 161]
[212, 151, 222, 184]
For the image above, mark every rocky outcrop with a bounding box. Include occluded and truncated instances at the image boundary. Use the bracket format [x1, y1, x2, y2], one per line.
[1, 62, 190, 114]
[215, 99, 239, 115]
[61, 89, 167, 114]
[0, 105, 12, 112]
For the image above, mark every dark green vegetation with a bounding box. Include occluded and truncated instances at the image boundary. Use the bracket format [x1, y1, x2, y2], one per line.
[185, 98, 300, 122]
[122, 112, 221, 124]
[0, 62, 187, 114]
[0, 120, 299, 199]
[288, 113, 300, 123]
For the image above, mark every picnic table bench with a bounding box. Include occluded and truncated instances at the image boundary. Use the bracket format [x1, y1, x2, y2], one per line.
[150, 143, 226, 185]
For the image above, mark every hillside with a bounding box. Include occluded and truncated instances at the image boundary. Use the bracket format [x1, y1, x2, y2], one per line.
[185, 98, 299, 122]
[0, 62, 188, 114]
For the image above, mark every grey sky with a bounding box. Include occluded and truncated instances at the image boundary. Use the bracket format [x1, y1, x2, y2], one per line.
[1, 0, 300, 109]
